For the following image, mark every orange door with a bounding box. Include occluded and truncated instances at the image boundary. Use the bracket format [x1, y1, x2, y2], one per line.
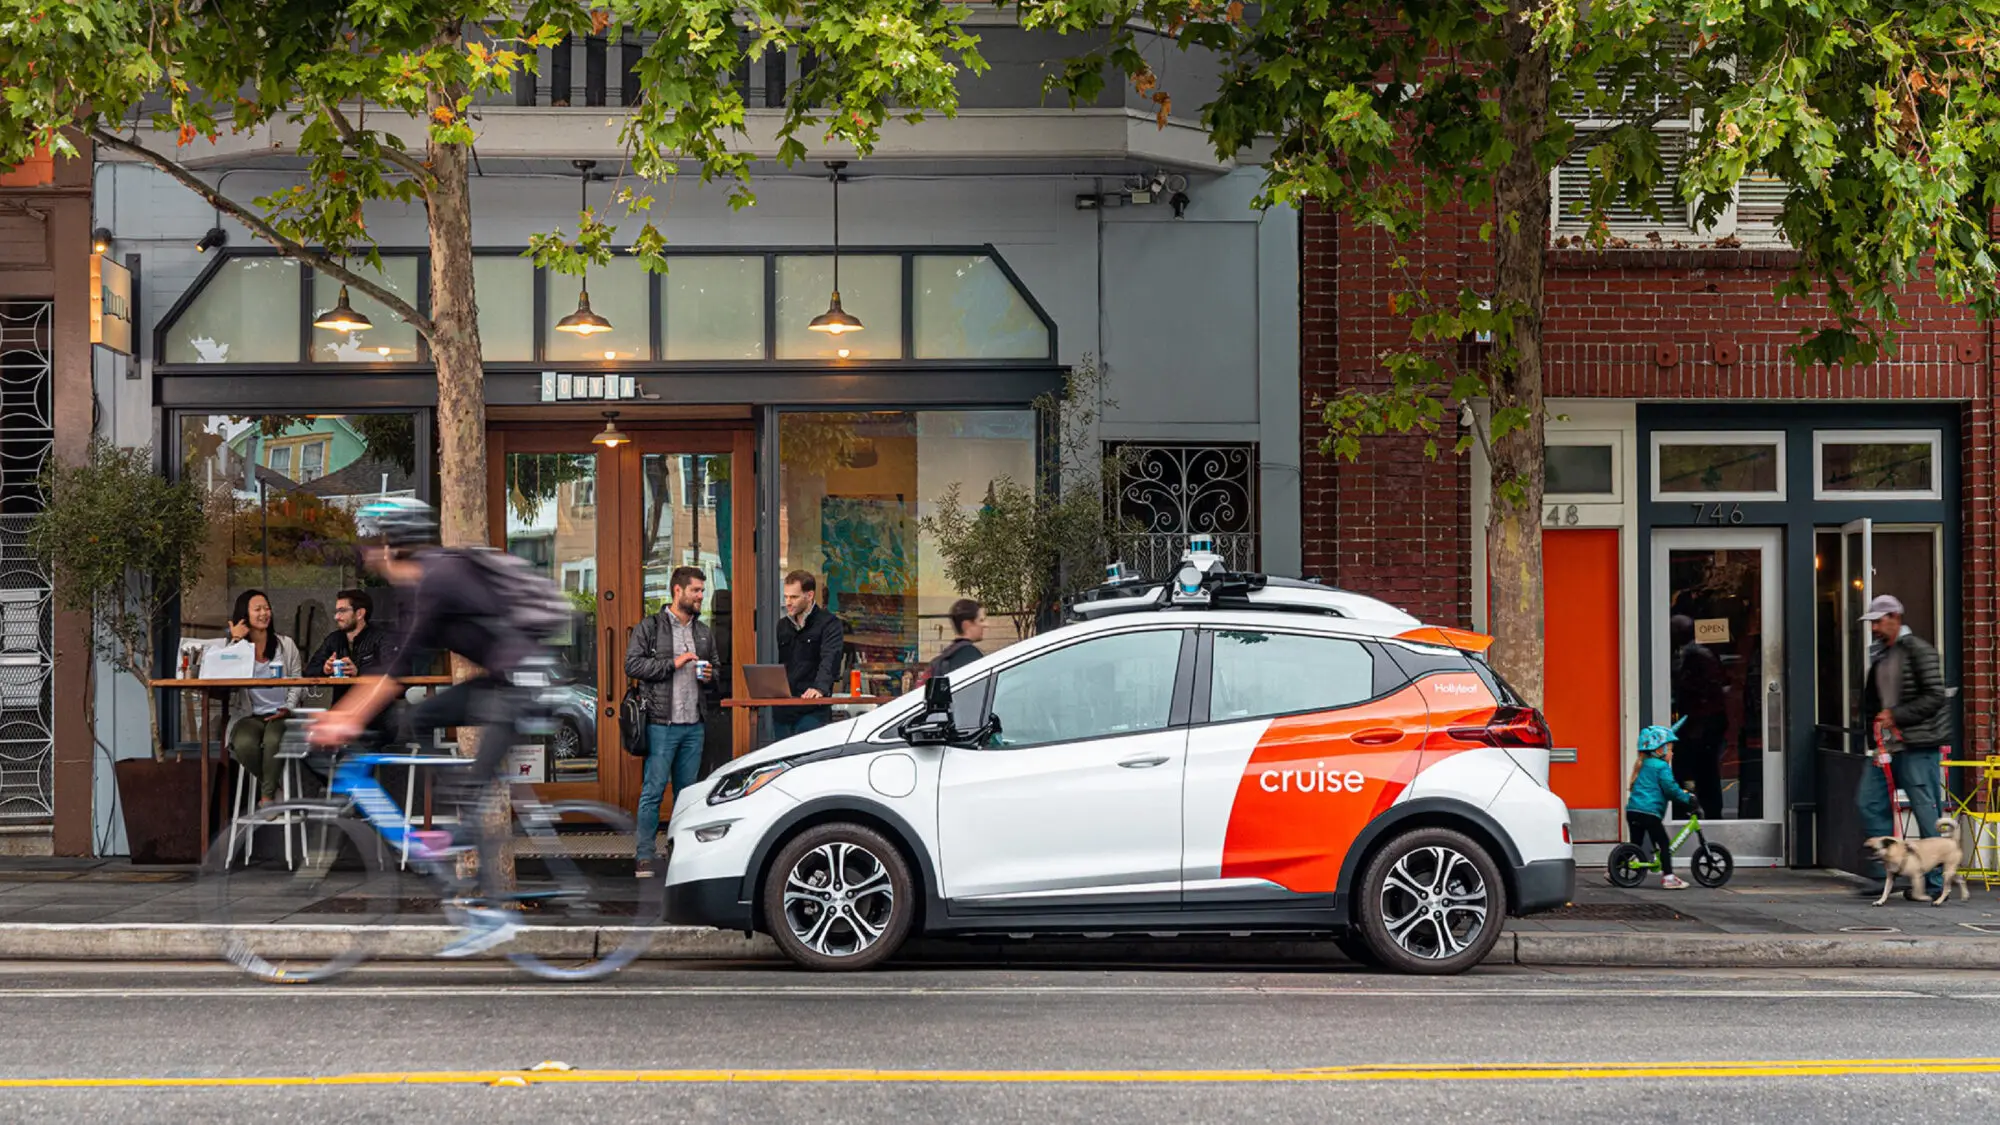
[1540, 529, 1622, 835]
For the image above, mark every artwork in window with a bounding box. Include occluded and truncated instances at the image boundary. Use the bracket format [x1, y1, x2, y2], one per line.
[1657, 441, 1780, 495]
[1820, 441, 1935, 494]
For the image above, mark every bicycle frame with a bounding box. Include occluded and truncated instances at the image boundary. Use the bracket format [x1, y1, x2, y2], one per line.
[328, 753, 475, 854]
[1629, 814, 1705, 871]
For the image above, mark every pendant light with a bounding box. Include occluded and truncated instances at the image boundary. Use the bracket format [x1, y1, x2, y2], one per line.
[592, 410, 629, 448]
[555, 160, 615, 336]
[312, 266, 374, 333]
[808, 160, 863, 335]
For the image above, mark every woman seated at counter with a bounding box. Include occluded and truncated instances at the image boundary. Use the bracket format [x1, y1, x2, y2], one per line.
[210, 589, 303, 807]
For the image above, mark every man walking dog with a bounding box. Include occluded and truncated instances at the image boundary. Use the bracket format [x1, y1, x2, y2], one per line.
[1854, 594, 1951, 898]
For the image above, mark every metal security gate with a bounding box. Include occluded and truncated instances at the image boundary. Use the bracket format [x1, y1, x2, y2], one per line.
[0, 301, 54, 823]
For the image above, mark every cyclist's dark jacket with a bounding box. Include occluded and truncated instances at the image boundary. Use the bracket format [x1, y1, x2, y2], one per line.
[386, 550, 538, 680]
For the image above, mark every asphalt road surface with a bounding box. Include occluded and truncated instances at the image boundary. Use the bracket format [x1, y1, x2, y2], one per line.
[2, 959, 1996, 1122]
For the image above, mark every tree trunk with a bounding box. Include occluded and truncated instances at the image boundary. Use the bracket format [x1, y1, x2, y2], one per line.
[426, 67, 512, 886]
[1486, 9, 1552, 707]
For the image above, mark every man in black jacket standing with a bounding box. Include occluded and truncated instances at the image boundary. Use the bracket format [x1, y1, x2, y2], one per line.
[625, 567, 723, 877]
[775, 570, 844, 741]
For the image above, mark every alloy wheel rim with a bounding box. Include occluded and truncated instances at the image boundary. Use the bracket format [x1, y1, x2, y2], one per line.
[553, 724, 581, 758]
[1379, 844, 1489, 960]
[782, 841, 895, 957]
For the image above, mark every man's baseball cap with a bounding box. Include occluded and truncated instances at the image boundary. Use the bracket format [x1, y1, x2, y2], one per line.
[1859, 594, 1905, 622]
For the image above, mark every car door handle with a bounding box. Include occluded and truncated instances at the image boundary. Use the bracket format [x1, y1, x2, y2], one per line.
[1350, 728, 1403, 746]
[1118, 755, 1171, 769]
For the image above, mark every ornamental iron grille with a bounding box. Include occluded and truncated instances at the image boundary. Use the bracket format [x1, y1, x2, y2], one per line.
[0, 301, 54, 822]
[1110, 442, 1259, 580]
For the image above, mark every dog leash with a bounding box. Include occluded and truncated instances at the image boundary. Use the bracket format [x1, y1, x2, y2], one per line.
[1873, 715, 1904, 842]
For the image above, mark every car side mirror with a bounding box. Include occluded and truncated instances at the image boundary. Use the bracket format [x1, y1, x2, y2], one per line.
[897, 675, 996, 748]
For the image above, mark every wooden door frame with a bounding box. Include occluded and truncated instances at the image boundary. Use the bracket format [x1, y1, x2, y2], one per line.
[488, 422, 758, 811]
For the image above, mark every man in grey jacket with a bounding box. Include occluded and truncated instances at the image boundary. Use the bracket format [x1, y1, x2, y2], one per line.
[1855, 594, 1951, 896]
[626, 566, 723, 877]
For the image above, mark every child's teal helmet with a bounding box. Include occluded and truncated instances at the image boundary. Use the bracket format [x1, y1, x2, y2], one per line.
[1637, 720, 1683, 754]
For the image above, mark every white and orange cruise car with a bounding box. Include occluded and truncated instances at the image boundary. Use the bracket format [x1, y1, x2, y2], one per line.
[663, 543, 1575, 974]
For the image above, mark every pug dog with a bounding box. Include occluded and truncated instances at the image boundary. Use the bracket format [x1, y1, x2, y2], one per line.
[1863, 819, 1971, 907]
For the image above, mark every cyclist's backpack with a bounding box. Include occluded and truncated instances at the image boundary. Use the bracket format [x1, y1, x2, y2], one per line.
[461, 547, 575, 644]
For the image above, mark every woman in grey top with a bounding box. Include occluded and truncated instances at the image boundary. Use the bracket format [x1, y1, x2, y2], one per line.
[212, 589, 302, 805]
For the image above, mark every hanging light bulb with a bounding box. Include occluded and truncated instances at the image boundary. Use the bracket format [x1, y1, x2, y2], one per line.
[555, 160, 615, 336]
[592, 410, 629, 448]
[313, 284, 374, 332]
[808, 160, 863, 335]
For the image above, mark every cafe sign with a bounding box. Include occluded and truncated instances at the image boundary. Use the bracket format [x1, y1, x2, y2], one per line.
[90, 253, 133, 355]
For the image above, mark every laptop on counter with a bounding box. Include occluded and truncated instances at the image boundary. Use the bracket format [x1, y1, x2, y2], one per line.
[743, 664, 794, 699]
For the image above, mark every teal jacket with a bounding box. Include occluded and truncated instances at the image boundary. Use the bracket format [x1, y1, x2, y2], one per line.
[1626, 755, 1696, 817]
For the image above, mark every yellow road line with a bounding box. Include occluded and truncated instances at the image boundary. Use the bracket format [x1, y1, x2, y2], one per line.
[3, 1058, 1998, 1088]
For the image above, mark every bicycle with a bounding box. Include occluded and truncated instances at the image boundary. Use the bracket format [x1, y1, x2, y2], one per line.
[199, 723, 662, 983]
[1606, 806, 1735, 888]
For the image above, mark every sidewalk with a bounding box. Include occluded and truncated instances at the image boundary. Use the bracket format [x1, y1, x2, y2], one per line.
[0, 857, 1994, 967]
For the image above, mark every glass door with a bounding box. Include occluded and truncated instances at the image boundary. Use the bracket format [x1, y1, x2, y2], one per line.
[1650, 529, 1783, 823]
[494, 425, 756, 811]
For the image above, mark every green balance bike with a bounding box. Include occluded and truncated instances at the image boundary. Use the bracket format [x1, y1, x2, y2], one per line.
[1607, 807, 1735, 888]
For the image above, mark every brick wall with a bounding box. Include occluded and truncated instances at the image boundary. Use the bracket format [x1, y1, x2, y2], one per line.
[1301, 206, 1996, 750]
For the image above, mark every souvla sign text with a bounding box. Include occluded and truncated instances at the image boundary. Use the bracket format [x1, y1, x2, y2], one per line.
[541, 371, 640, 402]
[90, 254, 133, 355]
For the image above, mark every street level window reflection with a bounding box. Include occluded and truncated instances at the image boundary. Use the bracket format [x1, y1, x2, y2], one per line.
[178, 413, 420, 722]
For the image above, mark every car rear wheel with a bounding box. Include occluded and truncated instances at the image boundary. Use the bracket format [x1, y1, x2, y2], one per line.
[761, 823, 915, 972]
[1356, 828, 1507, 975]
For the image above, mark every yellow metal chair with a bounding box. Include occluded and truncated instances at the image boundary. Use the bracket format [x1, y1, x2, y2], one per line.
[1940, 757, 2000, 890]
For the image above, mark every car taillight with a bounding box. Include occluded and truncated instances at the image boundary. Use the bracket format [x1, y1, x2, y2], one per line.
[1448, 705, 1554, 748]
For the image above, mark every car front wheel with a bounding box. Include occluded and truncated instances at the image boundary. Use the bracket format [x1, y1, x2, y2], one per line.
[761, 823, 916, 971]
[1356, 827, 1507, 975]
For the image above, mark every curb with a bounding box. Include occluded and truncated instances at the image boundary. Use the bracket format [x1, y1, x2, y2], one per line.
[0, 923, 1995, 969]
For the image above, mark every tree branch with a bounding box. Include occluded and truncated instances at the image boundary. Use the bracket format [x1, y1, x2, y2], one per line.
[88, 127, 435, 338]
[324, 101, 435, 189]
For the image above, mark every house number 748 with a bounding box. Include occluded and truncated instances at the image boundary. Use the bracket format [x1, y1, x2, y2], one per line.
[1690, 503, 1745, 524]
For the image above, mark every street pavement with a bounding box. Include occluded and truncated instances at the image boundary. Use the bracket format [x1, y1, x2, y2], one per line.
[0, 961, 1995, 1122]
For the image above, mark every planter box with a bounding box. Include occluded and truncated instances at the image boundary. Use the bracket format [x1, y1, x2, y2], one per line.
[114, 757, 226, 865]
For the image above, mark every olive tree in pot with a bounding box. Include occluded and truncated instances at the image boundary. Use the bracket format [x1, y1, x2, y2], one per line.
[30, 442, 212, 862]
[921, 359, 1137, 640]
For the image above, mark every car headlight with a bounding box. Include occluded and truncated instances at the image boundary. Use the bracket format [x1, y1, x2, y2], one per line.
[707, 761, 792, 805]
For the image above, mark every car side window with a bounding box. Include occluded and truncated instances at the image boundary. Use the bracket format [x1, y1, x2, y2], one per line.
[1210, 630, 1375, 722]
[986, 630, 1180, 749]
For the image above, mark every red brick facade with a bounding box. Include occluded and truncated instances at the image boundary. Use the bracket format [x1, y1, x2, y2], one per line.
[1301, 204, 1997, 753]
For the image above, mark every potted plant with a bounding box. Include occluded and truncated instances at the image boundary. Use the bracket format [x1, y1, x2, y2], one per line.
[30, 442, 213, 862]
[922, 358, 1139, 639]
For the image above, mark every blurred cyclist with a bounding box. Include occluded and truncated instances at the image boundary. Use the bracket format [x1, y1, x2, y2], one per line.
[309, 497, 557, 957]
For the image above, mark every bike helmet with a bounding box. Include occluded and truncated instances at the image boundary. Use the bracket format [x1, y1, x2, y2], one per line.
[1636, 715, 1689, 754]
[354, 496, 439, 550]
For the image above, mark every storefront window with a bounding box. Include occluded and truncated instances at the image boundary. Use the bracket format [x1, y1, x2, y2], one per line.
[912, 254, 1049, 359]
[545, 258, 651, 363]
[475, 255, 535, 361]
[503, 452, 600, 781]
[778, 410, 1035, 694]
[1653, 432, 1784, 499]
[178, 413, 421, 710]
[774, 255, 902, 360]
[665, 256, 765, 360]
[311, 258, 421, 363]
[163, 258, 302, 364]
[1815, 431, 1939, 499]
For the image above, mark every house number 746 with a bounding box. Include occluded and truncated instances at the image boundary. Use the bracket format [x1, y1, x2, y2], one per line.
[1690, 503, 1745, 524]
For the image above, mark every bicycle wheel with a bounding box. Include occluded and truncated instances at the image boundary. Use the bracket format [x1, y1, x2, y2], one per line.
[199, 805, 410, 982]
[1606, 843, 1647, 888]
[501, 799, 662, 981]
[1690, 843, 1734, 888]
